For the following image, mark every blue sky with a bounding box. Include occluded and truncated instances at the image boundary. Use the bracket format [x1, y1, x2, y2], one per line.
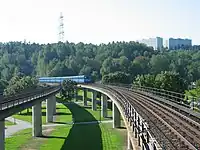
[0, 0, 199, 44]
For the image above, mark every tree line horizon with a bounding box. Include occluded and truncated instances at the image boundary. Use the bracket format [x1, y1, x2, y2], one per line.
[0, 41, 200, 98]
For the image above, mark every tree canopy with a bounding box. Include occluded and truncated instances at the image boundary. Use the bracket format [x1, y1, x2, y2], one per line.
[133, 71, 187, 93]
[0, 41, 200, 94]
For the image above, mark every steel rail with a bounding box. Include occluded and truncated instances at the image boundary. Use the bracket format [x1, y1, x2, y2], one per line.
[121, 89, 199, 150]
[110, 85, 200, 150]
[107, 83, 199, 109]
[94, 84, 161, 150]
[0, 87, 54, 103]
[0, 86, 61, 111]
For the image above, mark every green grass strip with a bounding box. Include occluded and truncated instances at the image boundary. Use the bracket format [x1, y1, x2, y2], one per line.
[6, 128, 32, 150]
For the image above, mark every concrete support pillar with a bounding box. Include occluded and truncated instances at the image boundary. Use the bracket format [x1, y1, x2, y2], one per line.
[0, 119, 5, 150]
[83, 89, 87, 106]
[127, 132, 133, 150]
[74, 88, 78, 101]
[46, 97, 54, 123]
[32, 102, 42, 137]
[101, 94, 107, 118]
[92, 91, 97, 111]
[53, 96, 56, 115]
[113, 102, 121, 128]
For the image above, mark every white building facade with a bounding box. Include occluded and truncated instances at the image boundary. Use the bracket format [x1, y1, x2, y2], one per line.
[137, 37, 163, 50]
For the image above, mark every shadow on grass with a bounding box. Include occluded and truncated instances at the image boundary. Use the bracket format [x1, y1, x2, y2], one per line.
[41, 107, 66, 110]
[60, 103, 103, 150]
[82, 105, 93, 109]
[94, 100, 112, 110]
[55, 112, 71, 115]
[18, 112, 46, 116]
[118, 127, 126, 129]
[52, 121, 69, 125]
[18, 110, 71, 117]
[41, 102, 102, 150]
[18, 112, 71, 116]
[41, 135, 66, 139]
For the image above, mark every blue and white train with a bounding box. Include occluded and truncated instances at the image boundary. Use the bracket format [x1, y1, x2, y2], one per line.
[38, 75, 92, 84]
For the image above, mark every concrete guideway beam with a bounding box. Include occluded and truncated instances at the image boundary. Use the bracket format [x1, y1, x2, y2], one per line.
[113, 102, 121, 128]
[92, 91, 97, 111]
[0, 119, 5, 150]
[101, 94, 108, 118]
[46, 97, 54, 123]
[32, 101, 42, 137]
[78, 84, 160, 150]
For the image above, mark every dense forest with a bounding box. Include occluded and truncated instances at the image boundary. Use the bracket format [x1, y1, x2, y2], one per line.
[1, 41, 200, 96]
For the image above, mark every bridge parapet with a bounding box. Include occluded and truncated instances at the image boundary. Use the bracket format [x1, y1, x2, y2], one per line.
[107, 84, 200, 149]
[0, 86, 60, 120]
[106, 83, 200, 121]
[131, 85, 200, 121]
[79, 84, 162, 150]
[0, 86, 61, 150]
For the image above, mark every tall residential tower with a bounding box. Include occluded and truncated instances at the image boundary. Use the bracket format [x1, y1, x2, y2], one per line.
[164, 38, 192, 50]
[137, 37, 163, 50]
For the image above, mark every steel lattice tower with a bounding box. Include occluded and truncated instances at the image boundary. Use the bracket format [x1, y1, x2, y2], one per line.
[58, 12, 64, 42]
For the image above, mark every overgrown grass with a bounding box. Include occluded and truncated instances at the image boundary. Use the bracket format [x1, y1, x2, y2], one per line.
[6, 128, 32, 150]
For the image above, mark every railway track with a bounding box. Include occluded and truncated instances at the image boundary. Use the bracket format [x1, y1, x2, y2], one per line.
[133, 88, 200, 124]
[112, 86, 200, 150]
[91, 84, 200, 149]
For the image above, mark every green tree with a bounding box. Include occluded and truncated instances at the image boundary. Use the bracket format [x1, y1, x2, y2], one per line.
[150, 55, 170, 74]
[155, 71, 187, 93]
[133, 74, 156, 87]
[61, 80, 77, 101]
[102, 72, 131, 84]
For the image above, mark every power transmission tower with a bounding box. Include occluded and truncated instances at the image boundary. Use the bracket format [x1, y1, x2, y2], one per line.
[58, 12, 64, 42]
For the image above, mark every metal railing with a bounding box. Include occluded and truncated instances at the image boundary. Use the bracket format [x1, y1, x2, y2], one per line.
[0, 86, 61, 111]
[132, 85, 200, 111]
[105, 83, 200, 111]
[94, 84, 161, 150]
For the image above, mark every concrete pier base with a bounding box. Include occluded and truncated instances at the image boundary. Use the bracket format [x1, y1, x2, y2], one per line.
[0, 119, 5, 150]
[113, 102, 121, 128]
[46, 97, 54, 123]
[83, 89, 87, 106]
[32, 102, 42, 137]
[101, 94, 107, 118]
[92, 91, 97, 111]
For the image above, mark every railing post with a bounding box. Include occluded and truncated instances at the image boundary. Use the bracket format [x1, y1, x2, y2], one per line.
[138, 116, 141, 146]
